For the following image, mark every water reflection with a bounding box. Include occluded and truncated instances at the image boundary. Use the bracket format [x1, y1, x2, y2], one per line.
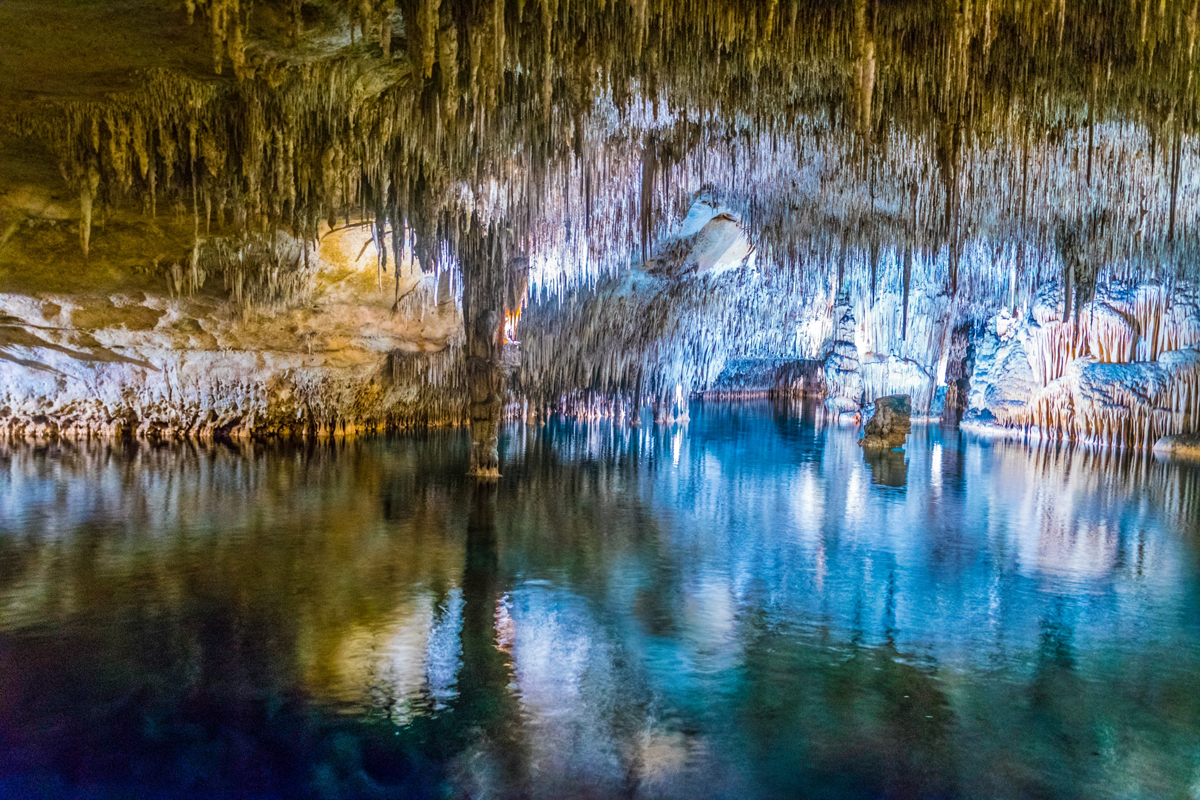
[1, 403, 1199, 799]
[453, 482, 528, 798]
[863, 449, 909, 487]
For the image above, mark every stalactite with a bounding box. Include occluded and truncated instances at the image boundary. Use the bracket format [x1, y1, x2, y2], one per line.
[188, 0, 251, 80]
[640, 135, 657, 264]
[78, 162, 100, 260]
[1169, 114, 1183, 242]
[1, 0, 1197, 444]
[11, 0, 1197, 287]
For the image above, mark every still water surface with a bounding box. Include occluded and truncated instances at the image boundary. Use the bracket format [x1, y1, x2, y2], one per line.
[1, 402, 1199, 799]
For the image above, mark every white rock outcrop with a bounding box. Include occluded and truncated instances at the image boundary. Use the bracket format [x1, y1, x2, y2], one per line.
[964, 281, 1200, 449]
[0, 227, 462, 439]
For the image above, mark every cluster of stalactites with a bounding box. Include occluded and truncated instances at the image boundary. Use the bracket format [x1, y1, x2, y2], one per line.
[986, 280, 1200, 449]
[385, 345, 469, 426]
[514, 260, 837, 417]
[1003, 355, 1200, 450]
[525, 108, 1200, 317]
[186, 0, 250, 79]
[15, 0, 1200, 326]
[1023, 282, 1200, 386]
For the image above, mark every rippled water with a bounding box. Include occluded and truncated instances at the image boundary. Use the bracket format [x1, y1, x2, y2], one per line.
[2, 401, 1199, 800]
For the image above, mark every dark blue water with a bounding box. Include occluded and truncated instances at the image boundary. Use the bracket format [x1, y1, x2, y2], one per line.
[2, 401, 1199, 799]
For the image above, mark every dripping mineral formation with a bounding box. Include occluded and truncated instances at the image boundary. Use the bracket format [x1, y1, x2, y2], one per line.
[2, 0, 1200, 466]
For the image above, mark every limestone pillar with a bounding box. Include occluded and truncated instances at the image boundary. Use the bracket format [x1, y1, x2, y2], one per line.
[460, 221, 512, 478]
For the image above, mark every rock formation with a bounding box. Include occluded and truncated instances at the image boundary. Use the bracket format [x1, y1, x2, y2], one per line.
[1153, 433, 1200, 460]
[859, 395, 912, 451]
[824, 298, 864, 417]
[0, 225, 461, 439]
[964, 281, 1200, 450]
[2, 0, 1200, 463]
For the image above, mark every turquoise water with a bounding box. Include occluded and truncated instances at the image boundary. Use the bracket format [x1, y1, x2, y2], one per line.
[1, 401, 1199, 799]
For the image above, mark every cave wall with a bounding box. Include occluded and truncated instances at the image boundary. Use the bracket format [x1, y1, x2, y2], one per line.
[0, 224, 462, 439]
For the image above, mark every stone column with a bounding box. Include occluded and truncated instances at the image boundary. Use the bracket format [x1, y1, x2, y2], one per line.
[460, 222, 508, 478]
[466, 307, 503, 477]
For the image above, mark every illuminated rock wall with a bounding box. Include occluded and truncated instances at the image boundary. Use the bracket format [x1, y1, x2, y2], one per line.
[0, 227, 462, 439]
[965, 281, 1200, 448]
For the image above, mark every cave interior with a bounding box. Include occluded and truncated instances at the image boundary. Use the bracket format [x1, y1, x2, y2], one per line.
[2, 0, 1200, 463]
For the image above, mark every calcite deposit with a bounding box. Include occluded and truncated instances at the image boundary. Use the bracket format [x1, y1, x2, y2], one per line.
[0, 226, 461, 439]
[964, 281, 1200, 450]
[1, 0, 1199, 461]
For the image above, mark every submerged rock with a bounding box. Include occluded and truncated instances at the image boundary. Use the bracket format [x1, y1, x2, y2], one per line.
[859, 394, 911, 451]
[1153, 433, 1200, 460]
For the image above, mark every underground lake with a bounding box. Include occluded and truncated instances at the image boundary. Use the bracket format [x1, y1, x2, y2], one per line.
[1, 404, 1199, 799]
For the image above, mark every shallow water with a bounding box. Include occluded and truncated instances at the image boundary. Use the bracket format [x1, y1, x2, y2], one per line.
[2, 401, 1199, 800]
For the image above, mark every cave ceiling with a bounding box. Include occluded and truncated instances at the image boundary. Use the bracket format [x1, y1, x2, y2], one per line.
[1, 0, 1199, 306]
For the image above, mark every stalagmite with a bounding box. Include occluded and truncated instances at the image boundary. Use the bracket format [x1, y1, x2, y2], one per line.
[859, 394, 912, 450]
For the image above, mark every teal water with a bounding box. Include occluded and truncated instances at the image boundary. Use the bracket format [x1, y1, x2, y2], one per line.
[1, 401, 1199, 799]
